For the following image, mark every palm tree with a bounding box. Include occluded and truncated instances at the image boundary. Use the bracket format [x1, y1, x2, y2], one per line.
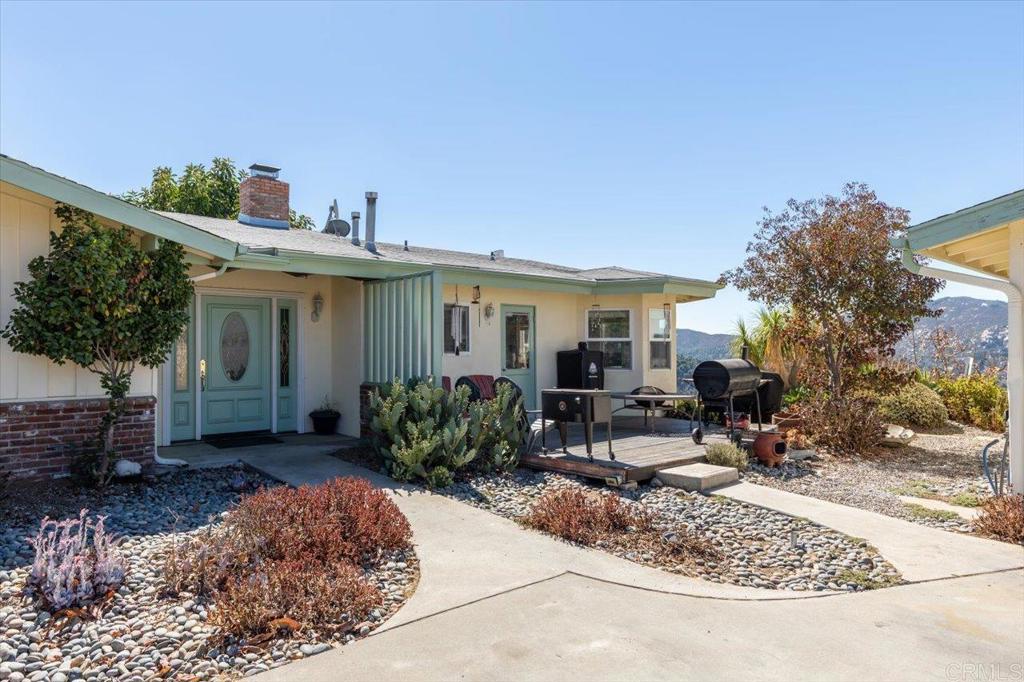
[732, 308, 804, 388]
[730, 316, 765, 366]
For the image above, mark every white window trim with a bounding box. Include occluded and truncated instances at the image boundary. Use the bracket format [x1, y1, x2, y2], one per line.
[648, 307, 673, 371]
[444, 303, 472, 356]
[586, 308, 634, 371]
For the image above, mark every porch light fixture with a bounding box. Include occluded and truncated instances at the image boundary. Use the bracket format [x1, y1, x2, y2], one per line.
[311, 292, 324, 322]
[663, 302, 671, 317]
[472, 285, 481, 303]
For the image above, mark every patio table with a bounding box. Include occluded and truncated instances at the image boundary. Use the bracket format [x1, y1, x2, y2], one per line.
[610, 392, 698, 433]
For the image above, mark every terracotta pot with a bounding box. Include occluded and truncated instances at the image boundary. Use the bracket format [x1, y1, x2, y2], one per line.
[753, 432, 787, 467]
[725, 413, 751, 430]
[772, 410, 804, 431]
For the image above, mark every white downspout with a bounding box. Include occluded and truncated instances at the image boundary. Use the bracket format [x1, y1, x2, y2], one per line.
[189, 262, 229, 283]
[154, 263, 232, 468]
[899, 242, 1023, 490]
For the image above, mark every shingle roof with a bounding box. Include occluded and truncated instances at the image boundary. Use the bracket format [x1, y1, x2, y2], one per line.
[156, 211, 711, 285]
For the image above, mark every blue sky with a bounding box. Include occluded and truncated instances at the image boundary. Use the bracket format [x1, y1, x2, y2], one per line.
[2, 1, 1022, 333]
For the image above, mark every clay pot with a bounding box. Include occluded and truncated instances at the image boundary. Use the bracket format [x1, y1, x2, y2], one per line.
[753, 432, 787, 467]
[725, 413, 751, 430]
[772, 410, 804, 431]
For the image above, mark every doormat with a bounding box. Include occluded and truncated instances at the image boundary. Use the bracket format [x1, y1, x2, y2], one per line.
[205, 434, 283, 449]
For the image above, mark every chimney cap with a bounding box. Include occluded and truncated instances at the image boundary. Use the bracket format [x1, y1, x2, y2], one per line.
[249, 163, 281, 179]
[365, 191, 378, 200]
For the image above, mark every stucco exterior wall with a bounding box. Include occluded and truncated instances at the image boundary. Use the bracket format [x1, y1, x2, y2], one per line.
[440, 285, 579, 405]
[331, 277, 364, 437]
[1, 183, 156, 403]
[440, 285, 679, 402]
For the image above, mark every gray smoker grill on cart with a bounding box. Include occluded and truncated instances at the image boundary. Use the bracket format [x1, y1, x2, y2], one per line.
[541, 388, 614, 461]
[691, 358, 765, 445]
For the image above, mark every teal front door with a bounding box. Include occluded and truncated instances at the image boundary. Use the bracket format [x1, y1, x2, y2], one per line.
[501, 305, 537, 410]
[202, 296, 272, 435]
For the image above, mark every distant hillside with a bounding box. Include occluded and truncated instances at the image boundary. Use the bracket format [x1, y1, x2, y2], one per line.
[895, 296, 1008, 372]
[677, 328, 735, 360]
[676, 328, 736, 383]
[676, 296, 1008, 385]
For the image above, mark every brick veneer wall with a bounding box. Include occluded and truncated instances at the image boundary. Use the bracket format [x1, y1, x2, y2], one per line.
[0, 397, 156, 481]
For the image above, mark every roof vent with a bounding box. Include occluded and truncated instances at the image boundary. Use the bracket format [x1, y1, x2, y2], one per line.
[490, 249, 504, 261]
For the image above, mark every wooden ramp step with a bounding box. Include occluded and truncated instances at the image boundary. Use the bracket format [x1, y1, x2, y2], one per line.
[655, 463, 738, 492]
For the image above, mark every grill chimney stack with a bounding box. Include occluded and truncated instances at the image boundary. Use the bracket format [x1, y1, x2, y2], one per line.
[364, 191, 378, 254]
[350, 211, 361, 246]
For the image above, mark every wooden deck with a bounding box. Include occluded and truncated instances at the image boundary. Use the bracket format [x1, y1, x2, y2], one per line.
[521, 415, 731, 484]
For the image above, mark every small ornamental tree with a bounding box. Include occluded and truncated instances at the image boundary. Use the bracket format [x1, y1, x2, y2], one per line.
[1, 204, 192, 484]
[725, 183, 943, 397]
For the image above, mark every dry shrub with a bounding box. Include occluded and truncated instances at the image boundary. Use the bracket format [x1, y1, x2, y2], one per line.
[934, 372, 1008, 432]
[973, 494, 1024, 545]
[210, 559, 382, 637]
[521, 488, 651, 545]
[803, 392, 885, 456]
[164, 476, 411, 639]
[229, 477, 412, 565]
[876, 383, 948, 429]
[705, 442, 749, 471]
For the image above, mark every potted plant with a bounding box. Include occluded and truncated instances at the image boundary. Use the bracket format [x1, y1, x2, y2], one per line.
[309, 396, 341, 435]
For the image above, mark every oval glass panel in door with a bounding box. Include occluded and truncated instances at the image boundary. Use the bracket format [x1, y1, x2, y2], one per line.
[220, 312, 250, 381]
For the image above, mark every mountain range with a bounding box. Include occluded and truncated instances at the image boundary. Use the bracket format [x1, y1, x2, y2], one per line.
[676, 296, 1009, 375]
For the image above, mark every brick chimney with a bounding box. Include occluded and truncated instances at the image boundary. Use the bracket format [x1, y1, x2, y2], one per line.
[239, 164, 289, 229]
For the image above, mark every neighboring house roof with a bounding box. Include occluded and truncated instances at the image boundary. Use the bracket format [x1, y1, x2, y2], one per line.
[900, 189, 1024, 279]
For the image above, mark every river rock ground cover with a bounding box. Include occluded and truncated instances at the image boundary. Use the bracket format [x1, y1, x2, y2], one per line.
[743, 423, 999, 535]
[0, 466, 418, 681]
[444, 470, 901, 592]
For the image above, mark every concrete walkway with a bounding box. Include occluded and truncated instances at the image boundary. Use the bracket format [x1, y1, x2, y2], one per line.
[166, 443, 1024, 680]
[259, 569, 1024, 682]
[715, 481, 1021, 582]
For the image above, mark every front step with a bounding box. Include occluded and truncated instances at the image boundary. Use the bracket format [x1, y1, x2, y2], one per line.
[655, 463, 739, 492]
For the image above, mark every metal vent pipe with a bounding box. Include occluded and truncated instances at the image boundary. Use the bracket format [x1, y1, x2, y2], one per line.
[365, 192, 378, 254]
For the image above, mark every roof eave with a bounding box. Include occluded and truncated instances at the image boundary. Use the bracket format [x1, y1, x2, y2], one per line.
[903, 189, 1024, 252]
[0, 155, 240, 261]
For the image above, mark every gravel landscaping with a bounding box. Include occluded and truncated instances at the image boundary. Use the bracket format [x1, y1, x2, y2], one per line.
[0, 466, 418, 681]
[743, 423, 999, 535]
[444, 470, 902, 592]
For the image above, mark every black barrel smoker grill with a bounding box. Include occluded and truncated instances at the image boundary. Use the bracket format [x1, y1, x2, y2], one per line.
[691, 358, 766, 445]
[541, 388, 614, 461]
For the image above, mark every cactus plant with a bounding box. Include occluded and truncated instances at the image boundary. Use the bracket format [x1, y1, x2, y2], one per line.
[368, 377, 526, 484]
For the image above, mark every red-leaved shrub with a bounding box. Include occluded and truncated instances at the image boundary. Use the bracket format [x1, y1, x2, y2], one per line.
[521, 488, 652, 545]
[974, 494, 1024, 545]
[210, 559, 382, 636]
[230, 477, 412, 565]
[164, 476, 412, 639]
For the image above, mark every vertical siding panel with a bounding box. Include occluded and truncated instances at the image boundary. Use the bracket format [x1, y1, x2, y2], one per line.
[410, 277, 421, 378]
[0, 192, 20, 399]
[16, 199, 50, 399]
[403, 279, 413, 380]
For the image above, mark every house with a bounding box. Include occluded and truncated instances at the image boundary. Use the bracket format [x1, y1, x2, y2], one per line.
[0, 155, 721, 480]
[895, 189, 1023, 490]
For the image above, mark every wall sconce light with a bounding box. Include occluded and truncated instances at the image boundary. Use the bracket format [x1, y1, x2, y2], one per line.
[484, 302, 495, 320]
[311, 292, 324, 322]
[472, 285, 481, 304]
[663, 302, 672, 317]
